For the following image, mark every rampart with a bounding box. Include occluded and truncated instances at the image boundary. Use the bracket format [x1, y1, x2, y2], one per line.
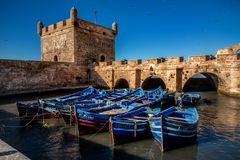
[0, 60, 87, 96]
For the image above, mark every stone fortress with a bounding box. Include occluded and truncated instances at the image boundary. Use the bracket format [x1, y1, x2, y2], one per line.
[0, 7, 240, 97]
[38, 7, 117, 64]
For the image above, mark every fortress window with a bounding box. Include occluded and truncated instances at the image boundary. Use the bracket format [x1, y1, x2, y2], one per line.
[103, 32, 106, 35]
[54, 55, 58, 62]
[100, 55, 106, 62]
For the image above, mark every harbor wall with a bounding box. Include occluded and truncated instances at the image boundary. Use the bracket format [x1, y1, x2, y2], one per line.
[0, 60, 88, 96]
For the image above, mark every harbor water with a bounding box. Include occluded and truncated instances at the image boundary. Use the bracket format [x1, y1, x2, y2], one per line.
[0, 92, 240, 160]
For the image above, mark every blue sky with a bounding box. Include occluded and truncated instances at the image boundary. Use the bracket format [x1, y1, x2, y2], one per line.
[0, 0, 239, 61]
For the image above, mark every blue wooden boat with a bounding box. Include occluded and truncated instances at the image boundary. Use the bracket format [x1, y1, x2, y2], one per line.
[75, 87, 165, 135]
[16, 86, 97, 124]
[40, 86, 98, 108]
[110, 87, 144, 102]
[16, 102, 60, 125]
[16, 102, 41, 123]
[105, 89, 129, 98]
[76, 102, 146, 135]
[75, 88, 146, 135]
[59, 89, 130, 124]
[109, 88, 166, 144]
[110, 106, 149, 144]
[56, 86, 95, 102]
[149, 107, 199, 152]
[59, 100, 106, 124]
[181, 93, 201, 106]
[161, 93, 176, 107]
[162, 92, 201, 107]
[109, 105, 162, 144]
[37, 87, 106, 120]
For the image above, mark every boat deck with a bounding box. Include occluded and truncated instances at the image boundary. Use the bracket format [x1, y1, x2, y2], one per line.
[99, 109, 128, 115]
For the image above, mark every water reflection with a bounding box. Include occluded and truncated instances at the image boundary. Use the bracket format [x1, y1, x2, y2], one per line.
[197, 93, 240, 144]
[0, 92, 240, 159]
[149, 142, 198, 160]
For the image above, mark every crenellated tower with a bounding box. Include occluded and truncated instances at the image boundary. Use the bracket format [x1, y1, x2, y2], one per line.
[38, 7, 117, 65]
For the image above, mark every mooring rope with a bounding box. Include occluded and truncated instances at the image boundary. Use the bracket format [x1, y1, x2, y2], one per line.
[0, 106, 42, 128]
[0, 116, 21, 121]
[83, 119, 110, 141]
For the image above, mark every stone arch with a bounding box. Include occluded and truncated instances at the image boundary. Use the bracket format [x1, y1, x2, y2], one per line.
[141, 76, 166, 90]
[183, 72, 219, 91]
[54, 55, 58, 62]
[114, 78, 129, 89]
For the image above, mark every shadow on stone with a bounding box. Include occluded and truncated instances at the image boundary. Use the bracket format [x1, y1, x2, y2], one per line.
[0, 150, 18, 156]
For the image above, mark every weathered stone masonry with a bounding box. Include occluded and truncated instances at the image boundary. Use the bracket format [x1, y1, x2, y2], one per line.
[38, 7, 117, 65]
[0, 60, 87, 96]
[92, 45, 240, 97]
[0, 7, 116, 96]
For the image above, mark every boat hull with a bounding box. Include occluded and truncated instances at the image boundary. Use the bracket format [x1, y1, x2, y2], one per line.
[61, 112, 75, 124]
[17, 102, 60, 125]
[111, 119, 149, 144]
[78, 119, 109, 135]
[149, 107, 198, 151]
[152, 130, 197, 151]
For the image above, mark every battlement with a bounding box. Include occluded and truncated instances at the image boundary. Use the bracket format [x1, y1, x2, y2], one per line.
[76, 19, 116, 38]
[95, 59, 142, 67]
[94, 53, 240, 69]
[142, 57, 183, 65]
[143, 58, 162, 64]
[112, 61, 126, 66]
[127, 60, 142, 65]
[188, 55, 211, 62]
[41, 19, 73, 36]
[39, 6, 116, 38]
[165, 57, 184, 63]
[95, 57, 184, 67]
[40, 19, 115, 38]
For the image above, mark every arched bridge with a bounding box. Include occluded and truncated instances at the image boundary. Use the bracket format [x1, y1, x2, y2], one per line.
[90, 44, 240, 97]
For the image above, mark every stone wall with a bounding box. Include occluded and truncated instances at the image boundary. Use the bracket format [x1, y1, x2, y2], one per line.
[0, 60, 87, 96]
[91, 46, 240, 97]
[75, 21, 115, 65]
[40, 19, 75, 62]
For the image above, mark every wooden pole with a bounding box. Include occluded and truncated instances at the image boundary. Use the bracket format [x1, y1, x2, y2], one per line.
[70, 106, 72, 126]
[109, 116, 114, 145]
[74, 105, 79, 138]
[134, 121, 137, 138]
[160, 115, 164, 152]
